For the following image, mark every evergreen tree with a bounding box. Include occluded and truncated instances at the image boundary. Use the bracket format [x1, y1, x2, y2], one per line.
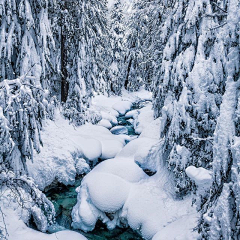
[109, 0, 125, 95]
[62, 0, 110, 124]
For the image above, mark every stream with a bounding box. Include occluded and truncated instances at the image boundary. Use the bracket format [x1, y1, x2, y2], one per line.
[45, 101, 150, 239]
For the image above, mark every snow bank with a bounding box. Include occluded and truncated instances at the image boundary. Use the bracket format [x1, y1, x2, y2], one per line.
[27, 110, 125, 190]
[134, 105, 154, 134]
[140, 118, 161, 139]
[152, 213, 198, 240]
[186, 166, 212, 188]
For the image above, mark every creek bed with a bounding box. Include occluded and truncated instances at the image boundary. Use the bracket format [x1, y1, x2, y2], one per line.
[45, 100, 150, 239]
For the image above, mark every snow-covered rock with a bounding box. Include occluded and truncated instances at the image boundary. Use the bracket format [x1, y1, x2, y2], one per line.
[101, 111, 118, 125]
[112, 101, 132, 115]
[125, 109, 138, 118]
[86, 172, 131, 213]
[100, 139, 124, 159]
[98, 119, 112, 129]
[92, 158, 148, 182]
[110, 126, 128, 135]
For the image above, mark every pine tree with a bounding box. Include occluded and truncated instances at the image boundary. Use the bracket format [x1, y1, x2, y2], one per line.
[198, 1, 240, 238]
[62, 0, 110, 125]
[109, 0, 125, 95]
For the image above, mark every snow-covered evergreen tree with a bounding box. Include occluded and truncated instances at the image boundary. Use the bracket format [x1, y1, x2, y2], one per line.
[152, 0, 230, 195]
[197, 1, 240, 238]
[61, 0, 111, 124]
[109, 0, 125, 95]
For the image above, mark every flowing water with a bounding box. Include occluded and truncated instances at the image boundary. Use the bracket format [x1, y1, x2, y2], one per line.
[45, 101, 150, 239]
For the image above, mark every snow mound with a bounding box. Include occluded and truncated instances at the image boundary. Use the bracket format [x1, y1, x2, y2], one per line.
[112, 101, 132, 115]
[186, 166, 212, 188]
[116, 137, 158, 170]
[27, 111, 125, 190]
[101, 139, 124, 159]
[92, 158, 148, 182]
[125, 109, 138, 118]
[86, 172, 131, 212]
[110, 126, 128, 135]
[80, 138, 102, 161]
[101, 111, 118, 125]
[98, 119, 112, 129]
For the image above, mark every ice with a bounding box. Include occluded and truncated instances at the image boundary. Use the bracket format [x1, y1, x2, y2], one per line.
[185, 166, 212, 188]
[112, 100, 132, 115]
[110, 125, 128, 135]
[98, 119, 112, 129]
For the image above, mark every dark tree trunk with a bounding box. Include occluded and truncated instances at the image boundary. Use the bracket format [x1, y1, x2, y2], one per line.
[61, 17, 69, 102]
[125, 58, 132, 89]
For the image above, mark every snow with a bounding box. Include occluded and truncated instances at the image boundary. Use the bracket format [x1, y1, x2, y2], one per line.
[92, 158, 148, 182]
[112, 100, 132, 115]
[98, 119, 112, 129]
[27, 110, 125, 190]
[101, 111, 118, 125]
[186, 166, 212, 188]
[134, 105, 154, 134]
[100, 139, 124, 159]
[86, 172, 131, 213]
[140, 118, 161, 139]
[125, 109, 138, 118]
[152, 213, 199, 240]
[0, 192, 87, 240]
[110, 125, 128, 135]
[72, 101, 198, 239]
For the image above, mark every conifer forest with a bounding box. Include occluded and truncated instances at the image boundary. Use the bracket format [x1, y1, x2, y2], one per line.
[0, 0, 240, 239]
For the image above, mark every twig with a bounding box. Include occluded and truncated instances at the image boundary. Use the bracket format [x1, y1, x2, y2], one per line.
[204, 13, 227, 18]
[0, 206, 9, 239]
[209, 22, 227, 30]
[212, 2, 228, 13]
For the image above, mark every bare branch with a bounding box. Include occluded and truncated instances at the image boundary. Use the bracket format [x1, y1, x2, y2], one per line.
[209, 22, 227, 30]
[212, 2, 228, 13]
